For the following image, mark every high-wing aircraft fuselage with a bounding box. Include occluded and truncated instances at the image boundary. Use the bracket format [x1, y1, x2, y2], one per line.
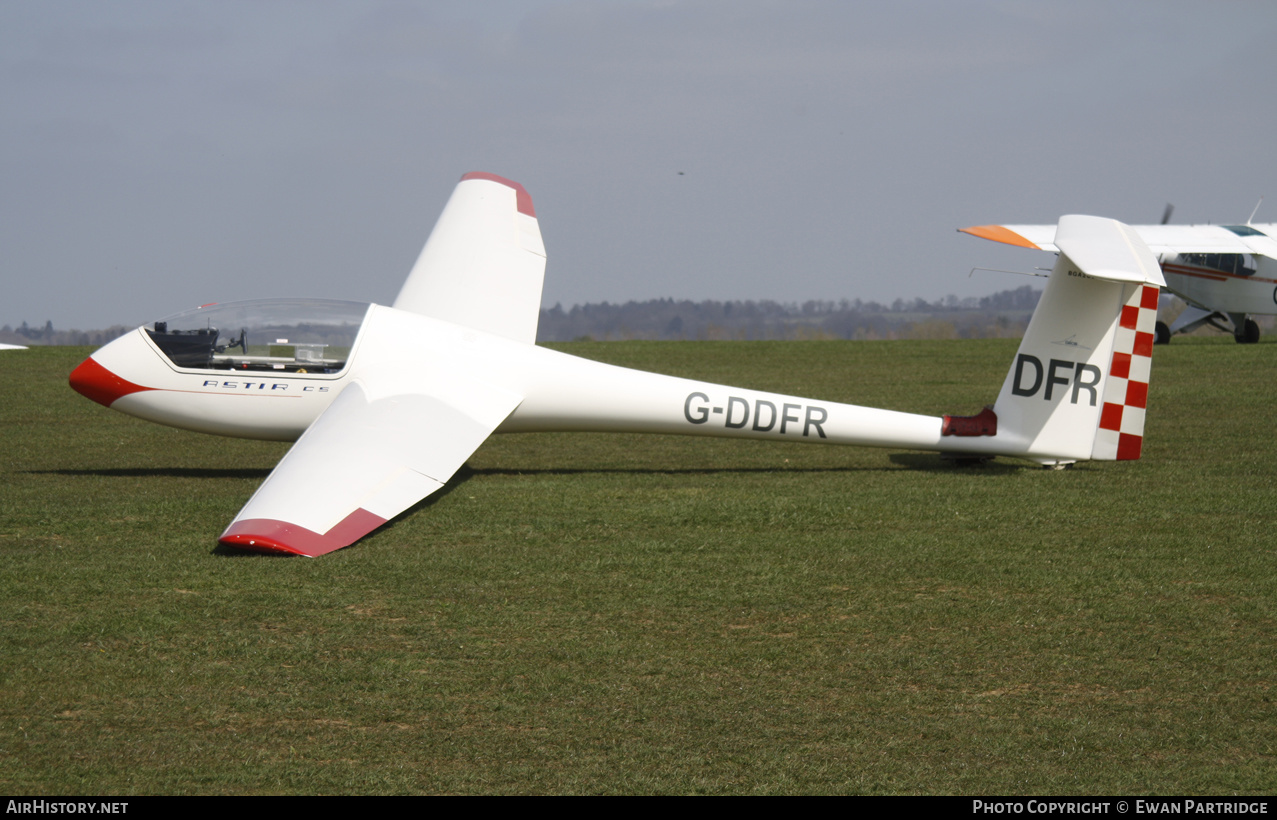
[72, 174, 1167, 556]
[1160, 245, 1274, 314]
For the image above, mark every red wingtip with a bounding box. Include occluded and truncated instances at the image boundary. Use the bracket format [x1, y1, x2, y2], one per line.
[460, 171, 535, 217]
[219, 509, 388, 557]
[69, 356, 153, 407]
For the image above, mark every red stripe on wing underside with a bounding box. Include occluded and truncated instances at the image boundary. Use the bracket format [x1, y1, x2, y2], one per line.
[219, 508, 388, 557]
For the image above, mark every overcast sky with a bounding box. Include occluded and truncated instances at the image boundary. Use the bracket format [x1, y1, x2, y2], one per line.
[4, 0, 1275, 330]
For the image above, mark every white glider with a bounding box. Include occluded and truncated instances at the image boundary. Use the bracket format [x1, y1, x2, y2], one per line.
[71, 173, 1165, 556]
[961, 221, 1277, 344]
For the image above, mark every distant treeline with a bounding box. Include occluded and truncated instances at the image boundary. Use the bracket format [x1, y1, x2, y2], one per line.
[537, 285, 1042, 342]
[4, 285, 1041, 346]
[1, 321, 132, 348]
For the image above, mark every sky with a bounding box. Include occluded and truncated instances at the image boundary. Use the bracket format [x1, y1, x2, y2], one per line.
[4, 0, 1276, 330]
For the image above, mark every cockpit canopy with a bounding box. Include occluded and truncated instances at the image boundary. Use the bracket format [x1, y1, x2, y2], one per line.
[145, 299, 371, 374]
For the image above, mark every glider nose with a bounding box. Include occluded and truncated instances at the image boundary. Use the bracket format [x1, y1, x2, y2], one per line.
[69, 354, 151, 408]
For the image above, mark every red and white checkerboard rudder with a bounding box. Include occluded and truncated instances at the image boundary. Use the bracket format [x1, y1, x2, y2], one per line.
[1092, 284, 1158, 460]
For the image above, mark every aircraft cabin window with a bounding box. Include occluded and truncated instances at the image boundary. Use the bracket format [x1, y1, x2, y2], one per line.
[1178, 252, 1256, 277]
[145, 299, 371, 374]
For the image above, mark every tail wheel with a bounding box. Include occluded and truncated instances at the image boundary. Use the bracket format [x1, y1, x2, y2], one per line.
[1154, 321, 1171, 345]
[1235, 318, 1260, 344]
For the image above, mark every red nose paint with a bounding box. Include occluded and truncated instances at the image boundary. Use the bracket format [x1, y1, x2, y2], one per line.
[68, 357, 154, 407]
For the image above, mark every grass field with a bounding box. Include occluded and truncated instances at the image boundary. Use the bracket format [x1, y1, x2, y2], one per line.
[2, 339, 1274, 794]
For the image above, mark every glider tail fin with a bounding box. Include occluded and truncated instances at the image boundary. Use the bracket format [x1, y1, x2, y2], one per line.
[985, 216, 1166, 464]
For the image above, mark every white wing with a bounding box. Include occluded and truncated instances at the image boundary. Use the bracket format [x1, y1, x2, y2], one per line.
[219, 365, 523, 556]
[393, 172, 546, 344]
[961, 222, 1277, 259]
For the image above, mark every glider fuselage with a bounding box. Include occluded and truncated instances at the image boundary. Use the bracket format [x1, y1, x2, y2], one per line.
[76, 302, 949, 452]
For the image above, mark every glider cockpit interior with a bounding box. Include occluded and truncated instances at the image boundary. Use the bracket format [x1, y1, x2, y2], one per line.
[144, 299, 369, 374]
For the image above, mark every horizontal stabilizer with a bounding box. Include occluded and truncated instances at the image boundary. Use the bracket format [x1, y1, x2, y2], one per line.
[1053, 215, 1166, 287]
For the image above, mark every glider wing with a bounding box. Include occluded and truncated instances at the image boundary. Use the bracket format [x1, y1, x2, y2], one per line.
[392, 173, 547, 344]
[219, 365, 523, 556]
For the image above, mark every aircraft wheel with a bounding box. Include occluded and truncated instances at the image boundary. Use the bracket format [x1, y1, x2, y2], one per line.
[1235, 318, 1260, 344]
[1154, 321, 1171, 345]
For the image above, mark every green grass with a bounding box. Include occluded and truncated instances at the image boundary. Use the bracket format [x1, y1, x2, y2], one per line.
[2, 339, 1275, 794]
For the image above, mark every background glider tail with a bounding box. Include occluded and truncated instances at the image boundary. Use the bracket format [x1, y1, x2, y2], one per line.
[988, 216, 1166, 465]
[392, 172, 547, 345]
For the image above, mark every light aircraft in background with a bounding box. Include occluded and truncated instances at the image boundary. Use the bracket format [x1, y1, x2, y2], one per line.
[960, 219, 1277, 344]
[70, 173, 1165, 557]
[0, 344, 28, 350]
